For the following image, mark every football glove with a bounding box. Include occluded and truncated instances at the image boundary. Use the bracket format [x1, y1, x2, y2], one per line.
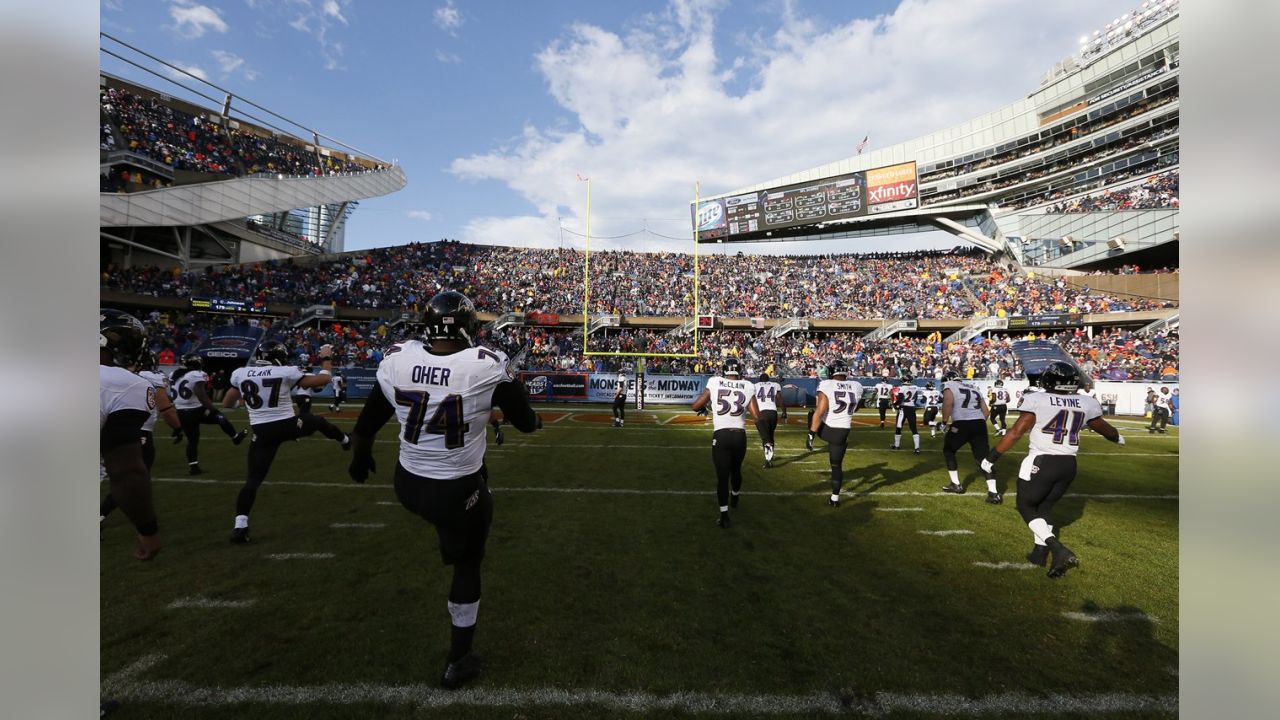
[171, 428, 184, 444]
[348, 453, 376, 484]
[806, 432, 815, 451]
[980, 458, 995, 475]
[1115, 434, 1126, 446]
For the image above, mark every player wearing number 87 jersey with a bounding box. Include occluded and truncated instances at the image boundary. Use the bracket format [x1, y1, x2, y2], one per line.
[222, 340, 350, 544]
[810, 360, 864, 507]
[348, 290, 541, 691]
[691, 357, 759, 528]
[980, 362, 1126, 578]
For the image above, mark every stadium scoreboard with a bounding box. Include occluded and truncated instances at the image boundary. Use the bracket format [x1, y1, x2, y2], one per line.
[190, 297, 267, 314]
[695, 161, 918, 242]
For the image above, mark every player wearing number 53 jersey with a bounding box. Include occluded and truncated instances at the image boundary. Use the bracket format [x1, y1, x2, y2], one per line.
[809, 360, 864, 507]
[940, 372, 1000, 503]
[349, 291, 540, 691]
[692, 357, 759, 529]
[981, 362, 1125, 578]
[223, 340, 349, 544]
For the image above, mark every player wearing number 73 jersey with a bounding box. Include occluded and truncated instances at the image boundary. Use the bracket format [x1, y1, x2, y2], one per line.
[940, 372, 1000, 503]
[809, 359, 864, 507]
[223, 340, 350, 544]
[981, 362, 1125, 579]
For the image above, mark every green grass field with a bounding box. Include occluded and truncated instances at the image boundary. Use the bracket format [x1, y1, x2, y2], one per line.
[101, 404, 1179, 718]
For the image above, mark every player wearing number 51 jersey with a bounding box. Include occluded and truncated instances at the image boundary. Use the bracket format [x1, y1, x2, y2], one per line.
[349, 291, 541, 691]
[981, 362, 1125, 578]
[809, 360, 864, 507]
[692, 357, 759, 528]
[223, 340, 349, 544]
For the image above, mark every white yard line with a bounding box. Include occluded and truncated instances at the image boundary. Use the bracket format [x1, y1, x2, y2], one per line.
[329, 523, 385, 529]
[264, 553, 336, 560]
[154, 478, 1178, 501]
[167, 597, 256, 609]
[918, 530, 975, 536]
[972, 562, 1039, 570]
[876, 507, 924, 512]
[1061, 610, 1158, 623]
[101, 653, 1176, 715]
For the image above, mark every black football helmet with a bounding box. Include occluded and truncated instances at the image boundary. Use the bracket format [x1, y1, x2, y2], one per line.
[943, 369, 959, 382]
[722, 356, 742, 377]
[182, 353, 203, 370]
[758, 372, 770, 383]
[254, 340, 290, 366]
[994, 379, 1004, 387]
[99, 309, 146, 368]
[829, 359, 850, 378]
[136, 349, 158, 372]
[423, 291, 478, 345]
[926, 381, 935, 390]
[1038, 361, 1080, 393]
[902, 372, 914, 382]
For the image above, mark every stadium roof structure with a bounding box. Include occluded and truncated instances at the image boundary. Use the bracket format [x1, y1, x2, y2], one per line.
[696, 1, 1180, 272]
[99, 34, 407, 269]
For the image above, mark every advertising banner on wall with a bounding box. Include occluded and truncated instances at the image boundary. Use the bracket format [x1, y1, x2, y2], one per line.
[865, 161, 919, 214]
[521, 372, 590, 402]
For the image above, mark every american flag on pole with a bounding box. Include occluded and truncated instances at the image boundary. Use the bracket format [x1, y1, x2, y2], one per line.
[856, 135, 869, 154]
[576, 173, 589, 181]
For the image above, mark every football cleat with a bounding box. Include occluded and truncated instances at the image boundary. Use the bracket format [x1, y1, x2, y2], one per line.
[888, 443, 899, 450]
[730, 493, 740, 508]
[188, 464, 204, 476]
[233, 429, 249, 445]
[985, 492, 1003, 505]
[828, 498, 840, 508]
[762, 459, 772, 469]
[913, 448, 921, 455]
[1046, 539, 1079, 579]
[441, 653, 485, 690]
[1026, 545, 1048, 567]
[717, 513, 731, 529]
[942, 483, 965, 494]
[495, 427, 505, 445]
[230, 527, 250, 544]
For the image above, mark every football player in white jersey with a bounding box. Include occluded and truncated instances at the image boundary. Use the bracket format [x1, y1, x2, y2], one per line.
[754, 372, 784, 468]
[99, 309, 162, 561]
[890, 374, 923, 454]
[329, 372, 349, 412]
[988, 379, 1012, 435]
[981, 362, 1126, 578]
[171, 353, 248, 474]
[691, 357, 759, 528]
[1148, 386, 1171, 433]
[922, 382, 943, 437]
[939, 370, 1000, 503]
[348, 291, 541, 690]
[221, 340, 350, 544]
[102, 350, 183, 529]
[612, 371, 627, 427]
[807, 359, 864, 507]
[873, 375, 895, 428]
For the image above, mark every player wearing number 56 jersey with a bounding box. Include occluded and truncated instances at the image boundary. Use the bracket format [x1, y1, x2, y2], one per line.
[753, 372, 783, 468]
[222, 340, 349, 544]
[809, 360, 864, 507]
[692, 357, 759, 529]
[981, 362, 1125, 578]
[939, 372, 1000, 503]
[171, 353, 248, 474]
[349, 291, 541, 691]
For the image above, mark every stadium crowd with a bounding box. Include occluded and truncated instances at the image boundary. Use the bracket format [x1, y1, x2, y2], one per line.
[1044, 170, 1179, 213]
[102, 242, 1175, 321]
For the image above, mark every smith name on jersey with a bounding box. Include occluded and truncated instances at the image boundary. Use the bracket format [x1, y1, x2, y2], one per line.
[817, 378, 865, 429]
[230, 365, 312, 425]
[705, 376, 756, 431]
[378, 340, 515, 479]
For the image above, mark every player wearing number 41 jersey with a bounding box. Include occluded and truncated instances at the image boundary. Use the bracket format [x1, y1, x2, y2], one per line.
[349, 291, 541, 691]
[981, 362, 1126, 579]
[223, 340, 350, 544]
[692, 357, 759, 528]
[809, 360, 864, 507]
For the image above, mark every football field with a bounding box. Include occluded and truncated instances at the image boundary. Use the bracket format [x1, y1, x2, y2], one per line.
[100, 404, 1179, 718]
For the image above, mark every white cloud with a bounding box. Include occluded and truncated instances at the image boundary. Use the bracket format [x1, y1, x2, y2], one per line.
[103, 0, 124, 11]
[212, 50, 259, 81]
[281, 0, 351, 70]
[323, 0, 347, 25]
[449, 0, 1123, 250]
[169, 1, 229, 39]
[434, 1, 462, 35]
[435, 49, 462, 64]
[165, 62, 209, 82]
[406, 210, 434, 221]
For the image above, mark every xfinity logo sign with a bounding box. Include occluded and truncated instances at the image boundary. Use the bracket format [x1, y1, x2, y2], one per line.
[868, 182, 916, 204]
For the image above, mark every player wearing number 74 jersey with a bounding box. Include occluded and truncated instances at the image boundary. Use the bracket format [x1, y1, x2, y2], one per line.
[223, 340, 350, 544]
[980, 362, 1125, 579]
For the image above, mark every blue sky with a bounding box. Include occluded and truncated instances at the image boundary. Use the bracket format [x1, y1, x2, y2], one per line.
[100, 0, 1127, 254]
